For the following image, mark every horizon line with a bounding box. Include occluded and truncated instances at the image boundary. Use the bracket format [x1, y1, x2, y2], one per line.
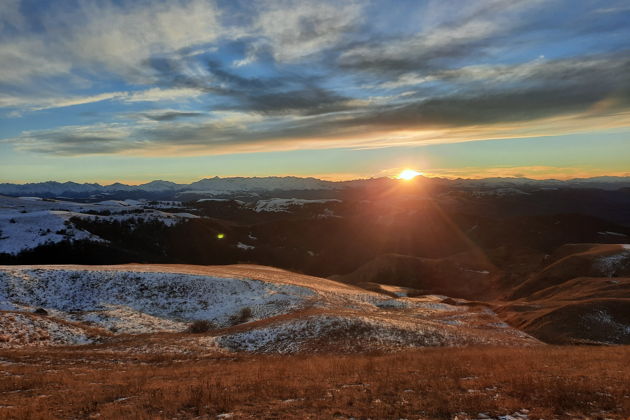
[3, 173, 630, 187]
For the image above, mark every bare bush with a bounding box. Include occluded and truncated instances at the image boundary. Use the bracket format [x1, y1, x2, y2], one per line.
[187, 320, 215, 333]
[33, 308, 48, 316]
[230, 307, 252, 325]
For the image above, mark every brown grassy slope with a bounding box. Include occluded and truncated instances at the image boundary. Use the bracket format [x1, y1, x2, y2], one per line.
[493, 244, 630, 345]
[526, 276, 630, 301]
[496, 277, 630, 344]
[510, 244, 630, 299]
[331, 253, 499, 299]
[0, 346, 628, 419]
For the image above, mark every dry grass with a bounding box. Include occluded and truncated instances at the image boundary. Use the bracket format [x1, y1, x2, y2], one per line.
[0, 346, 628, 419]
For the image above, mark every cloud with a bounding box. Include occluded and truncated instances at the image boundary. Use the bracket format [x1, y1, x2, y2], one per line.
[0, 0, 221, 87]
[64, 0, 221, 82]
[337, 0, 539, 74]
[4, 47, 630, 157]
[249, 0, 364, 63]
[0, 38, 72, 85]
[7, 123, 135, 155]
[1, 0, 630, 161]
[0, 0, 26, 32]
[422, 165, 630, 180]
[123, 88, 203, 103]
[144, 57, 353, 116]
[0, 87, 204, 114]
[132, 110, 205, 121]
[0, 0, 362, 87]
[5, 95, 629, 158]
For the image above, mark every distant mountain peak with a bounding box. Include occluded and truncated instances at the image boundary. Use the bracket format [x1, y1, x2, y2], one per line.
[1, 175, 629, 197]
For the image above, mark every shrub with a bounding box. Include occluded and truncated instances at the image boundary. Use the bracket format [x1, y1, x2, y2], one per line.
[230, 307, 252, 325]
[187, 320, 214, 333]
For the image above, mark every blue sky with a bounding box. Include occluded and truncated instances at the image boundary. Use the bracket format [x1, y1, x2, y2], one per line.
[1, 0, 629, 183]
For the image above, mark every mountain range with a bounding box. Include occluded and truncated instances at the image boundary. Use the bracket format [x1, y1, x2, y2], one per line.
[2, 175, 630, 197]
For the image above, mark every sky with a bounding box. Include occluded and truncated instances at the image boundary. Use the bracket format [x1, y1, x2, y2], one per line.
[0, 0, 629, 184]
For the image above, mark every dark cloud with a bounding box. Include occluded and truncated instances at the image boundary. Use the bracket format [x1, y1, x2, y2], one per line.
[335, 1, 630, 77]
[9, 52, 630, 156]
[16, 134, 131, 156]
[145, 55, 352, 115]
[139, 111, 204, 121]
[326, 55, 630, 131]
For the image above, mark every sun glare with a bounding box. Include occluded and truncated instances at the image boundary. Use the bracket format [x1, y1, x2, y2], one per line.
[397, 169, 422, 180]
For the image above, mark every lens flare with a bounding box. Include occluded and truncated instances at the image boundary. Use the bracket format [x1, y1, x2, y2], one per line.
[397, 169, 422, 180]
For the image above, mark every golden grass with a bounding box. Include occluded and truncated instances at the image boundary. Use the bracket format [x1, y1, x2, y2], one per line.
[0, 346, 628, 419]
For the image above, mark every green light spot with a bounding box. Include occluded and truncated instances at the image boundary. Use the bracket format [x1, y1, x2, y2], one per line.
[217, 233, 225, 239]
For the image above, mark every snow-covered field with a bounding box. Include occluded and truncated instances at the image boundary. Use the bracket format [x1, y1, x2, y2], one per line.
[253, 198, 341, 212]
[0, 196, 195, 255]
[0, 264, 539, 352]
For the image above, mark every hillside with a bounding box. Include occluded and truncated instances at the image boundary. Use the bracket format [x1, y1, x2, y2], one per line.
[511, 244, 630, 298]
[0, 195, 195, 255]
[496, 244, 630, 344]
[0, 264, 538, 352]
[331, 252, 499, 299]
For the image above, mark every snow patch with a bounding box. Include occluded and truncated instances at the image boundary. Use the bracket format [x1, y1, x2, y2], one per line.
[0, 312, 94, 348]
[254, 198, 341, 213]
[594, 248, 630, 277]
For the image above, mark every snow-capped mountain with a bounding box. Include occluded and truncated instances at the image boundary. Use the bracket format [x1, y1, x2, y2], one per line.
[1, 175, 630, 198]
[187, 176, 336, 192]
[0, 181, 106, 196]
[0, 176, 344, 197]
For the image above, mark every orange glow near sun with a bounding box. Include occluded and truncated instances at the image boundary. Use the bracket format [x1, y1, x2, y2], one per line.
[397, 169, 422, 180]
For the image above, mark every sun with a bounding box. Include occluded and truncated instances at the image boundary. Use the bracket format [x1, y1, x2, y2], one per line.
[397, 169, 422, 180]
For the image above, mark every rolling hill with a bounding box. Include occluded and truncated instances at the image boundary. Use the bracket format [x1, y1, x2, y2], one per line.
[0, 264, 538, 352]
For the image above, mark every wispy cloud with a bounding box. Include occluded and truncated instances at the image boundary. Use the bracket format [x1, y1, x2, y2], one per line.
[248, 0, 363, 63]
[0, 0, 222, 86]
[423, 165, 630, 180]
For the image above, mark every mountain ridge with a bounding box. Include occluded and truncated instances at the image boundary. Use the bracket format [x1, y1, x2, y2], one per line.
[2, 175, 630, 196]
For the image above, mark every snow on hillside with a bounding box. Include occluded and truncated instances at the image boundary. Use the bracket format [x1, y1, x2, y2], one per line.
[583, 309, 630, 343]
[187, 176, 336, 192]
[0, 265, 540, 352]
[0, 196, 196, 255]
[594, 246, 630, 277]
[0, 268, 315, 328]
[214, 309, 533, 353]
[0, 210, 103, 255]
[197, 198, 245, 205]
[471, 188, 530, 197]
[254, 198, 341, 212]
[0, 312, 96, 348]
